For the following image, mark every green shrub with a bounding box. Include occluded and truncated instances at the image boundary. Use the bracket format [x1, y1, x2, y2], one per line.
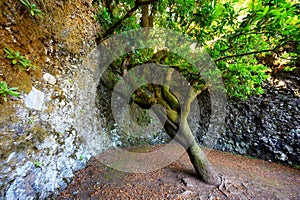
[0, 81, 20, 102]
[4, 48, 39, 72]
[20, 0, 43, 18]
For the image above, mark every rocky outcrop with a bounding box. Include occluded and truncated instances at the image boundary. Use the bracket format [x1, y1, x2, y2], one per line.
[197, 70, 300, 166]
[0, 0, 102, 199]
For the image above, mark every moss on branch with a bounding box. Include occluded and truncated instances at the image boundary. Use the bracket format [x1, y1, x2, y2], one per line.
[161, 86, 180, 111]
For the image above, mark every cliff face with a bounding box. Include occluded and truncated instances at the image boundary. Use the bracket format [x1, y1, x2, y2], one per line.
[0, 0, 98, 93]
[222, 71, 300, 165]
[0, 0, 102, 198]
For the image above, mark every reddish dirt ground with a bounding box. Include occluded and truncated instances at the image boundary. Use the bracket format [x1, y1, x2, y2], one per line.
[56, 145, 300, 200]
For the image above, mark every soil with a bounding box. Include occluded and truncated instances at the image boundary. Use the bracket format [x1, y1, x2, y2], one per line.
[56, 145, 300, 200]
[0, 0, 98, 101]
[0, 0, 98, 151]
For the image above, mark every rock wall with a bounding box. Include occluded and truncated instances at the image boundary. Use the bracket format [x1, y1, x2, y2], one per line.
[0, 1, 107, 199]
[197, 70, 300, 166]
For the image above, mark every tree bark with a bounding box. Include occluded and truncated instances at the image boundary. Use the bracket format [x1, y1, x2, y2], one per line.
[186, 141, 221, 186]
[172, 121, 220, 185]
[152, 106, 221, 186]
[141, 5, 149, 27]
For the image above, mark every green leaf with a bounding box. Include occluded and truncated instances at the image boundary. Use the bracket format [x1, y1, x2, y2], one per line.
[15, 51, 20, 57]
[4, 48, 11, 54]
[6, 55, 14, 59]
[9, 87, 18, 91]
[8, 90, 20, 97]
[263, 6, 269, 16]
[20, 60, 29, 67]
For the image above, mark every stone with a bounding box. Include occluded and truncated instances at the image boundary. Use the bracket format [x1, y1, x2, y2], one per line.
[43, 73, 57, 85]
[24, 87, 45, 111]
[276, 152, 288, 161]
[205, 74, 300, 166]
[179, 190, 194, 197]
[182, 177, 197, 187]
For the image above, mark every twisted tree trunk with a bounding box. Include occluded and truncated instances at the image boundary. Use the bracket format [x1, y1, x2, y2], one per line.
[136, 85, 220, 185]
[162, 115, 220, 186]
[186, 140, 220, 185]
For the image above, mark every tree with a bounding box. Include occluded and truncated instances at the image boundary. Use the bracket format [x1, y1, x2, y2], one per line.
[93, 0, 299, 185]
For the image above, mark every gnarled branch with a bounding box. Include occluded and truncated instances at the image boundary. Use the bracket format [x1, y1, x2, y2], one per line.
[96, 0, 158, 44]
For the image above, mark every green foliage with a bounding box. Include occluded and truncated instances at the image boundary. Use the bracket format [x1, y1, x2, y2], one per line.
[134, 109, 154, 125]
[0, 81, 20, 102]
[96, 6, 113, 29]
[78, 155, 84, 161]
[4, 48, 39, 72]
[34, 161, 42, 168]
[96, 0, 299, 99]
[95, 0, 140, 34]
[29, 118, 34, 124]
[20, 0, 44, 18]
[283, 66, 296, 72]
[220, 58, 269, 100]
[158, 0, 298, 98]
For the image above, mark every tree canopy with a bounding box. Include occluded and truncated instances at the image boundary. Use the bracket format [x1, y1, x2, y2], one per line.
[95, 0, 299, 99]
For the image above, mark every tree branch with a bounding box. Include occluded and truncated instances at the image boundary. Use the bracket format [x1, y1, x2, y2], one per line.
[181, 86, 199, 120]
[214, 39, 297, 63]
[214, 49, 274, 62]
[96, 0, 158, 44]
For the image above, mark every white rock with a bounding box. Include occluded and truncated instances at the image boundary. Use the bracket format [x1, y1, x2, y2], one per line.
[43, 73, 57, 85]
[45, 57, 51, 63]
[180, 190, 193, 196]
[182, 177, 196, 187]
[25, 87, 45, 111]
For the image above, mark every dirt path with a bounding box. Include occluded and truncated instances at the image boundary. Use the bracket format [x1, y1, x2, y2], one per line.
[57, 145, 300, 199]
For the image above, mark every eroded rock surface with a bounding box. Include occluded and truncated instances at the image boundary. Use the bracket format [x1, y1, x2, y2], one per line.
[197, 70, 300, 166]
